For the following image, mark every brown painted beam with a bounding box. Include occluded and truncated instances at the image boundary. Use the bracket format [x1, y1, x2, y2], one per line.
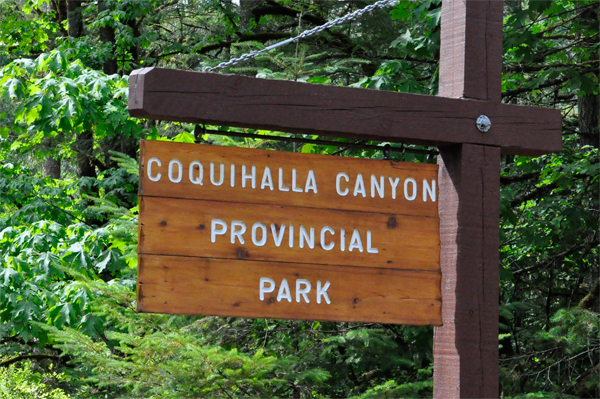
[128, 67, 561, 156]
[439, 0, 503, 101]
[434, 1, 504, 398]
[434, 144, 500, 398]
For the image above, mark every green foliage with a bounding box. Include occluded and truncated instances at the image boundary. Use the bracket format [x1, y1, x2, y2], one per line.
[37, 292, 280, 398]
[0, 50, 141, 160]
[349, 379, 433, 399]
[0, 178, 134, 344]
[0, 0, 58, 60]
[0, 361, 70, 399]
[354, 0, 440, 93]
[0, 0, 597, 398]
[504, 0, 598, 100]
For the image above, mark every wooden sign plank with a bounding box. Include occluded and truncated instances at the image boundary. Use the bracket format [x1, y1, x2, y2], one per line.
[139, 140, 439, 217]
[137, 140, 441, 325]
[139, 196, 439, 271]
[139, 255, 441, 325]
[129, 67, 562, 156]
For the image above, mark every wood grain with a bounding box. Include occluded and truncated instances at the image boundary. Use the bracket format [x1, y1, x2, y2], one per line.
[139, 196, 440, 272]
[434, 1, 503, 396]
[434, 144, 500, 399]
[140, 140, 439, 217]
[128, 67, 562, 156]
[137, 142, 441, 325]
[138, 254, 442, 325]
[439, 0, 503, 101]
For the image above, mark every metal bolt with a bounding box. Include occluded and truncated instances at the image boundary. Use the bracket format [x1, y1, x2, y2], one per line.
[476, 115, 491, 132]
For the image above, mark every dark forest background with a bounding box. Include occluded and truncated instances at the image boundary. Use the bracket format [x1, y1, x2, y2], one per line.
[0, 0, 598, 397]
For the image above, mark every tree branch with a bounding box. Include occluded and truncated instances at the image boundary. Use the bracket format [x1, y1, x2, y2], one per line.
[579, 277, 600, 310]
[510, 182, 557, 208]
[252, 1, 326, 26]
[0, 354, 61, 368]
[504, 60, 599, 73]
[513, 240, 598, 277]
[502, 68, 599, 98]
[500, 171, 541, 185]
[196, 32, 291, 56]
[0, 336, 27, 346]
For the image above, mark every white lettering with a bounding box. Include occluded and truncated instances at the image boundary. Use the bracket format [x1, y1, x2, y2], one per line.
[252, 222, 267, 246]
[423, 179, 436, 202]
[354, 174, 366, 197]
[305, 170, 318, 193]
[336, 172, 349, 196]
[291, 168, 303, 193]
[404, 178, 417, 201]
[211, 219, 227, 243]
[231, 220, 246, 244]
[348, 229, 364, 252]
[189, 161, 203, 185]
[230, 164, 235, 187]
[259, 277, 275, 301]
[168, 159, 183, 183]
[147, 157, 162, 182]
[210, 162, 224, 186]
[388, 177, 400, 199]
[340, 228, 346, 252]
[366, 230, 379, 254]
[278, 168, 290, 191]
[261, 166, 274, 190]
[371, 174, 384, 198]
[271, 224, 285, 247]
[242, 165, 256, 188]
[316, 280, 331, 304]
[299, 225, 315, 249]
[296, 279, 311, 303]
[289, 224, 294, 248]
[277, 278, 292, 302]
[320, 226, 335, 251]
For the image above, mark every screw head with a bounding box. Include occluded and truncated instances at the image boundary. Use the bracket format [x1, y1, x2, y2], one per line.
[476, 115, 491, 133]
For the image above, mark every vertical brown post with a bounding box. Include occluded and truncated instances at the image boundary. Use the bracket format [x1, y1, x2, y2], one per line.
[434, 1, 503, 398]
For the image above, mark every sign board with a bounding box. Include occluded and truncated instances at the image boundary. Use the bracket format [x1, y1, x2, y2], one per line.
[129, 1, 563, 394]
[137, 140, 441, 325]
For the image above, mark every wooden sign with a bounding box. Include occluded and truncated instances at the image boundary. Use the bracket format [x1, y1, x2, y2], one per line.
[138, 140, 441, 325]
[129, 0, 564, 395]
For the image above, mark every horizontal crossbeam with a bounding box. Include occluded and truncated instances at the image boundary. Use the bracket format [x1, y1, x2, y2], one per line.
[128, 67, 562, 156]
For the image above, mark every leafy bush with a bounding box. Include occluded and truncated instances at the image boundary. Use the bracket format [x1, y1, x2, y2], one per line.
[0, 361, 70, 399]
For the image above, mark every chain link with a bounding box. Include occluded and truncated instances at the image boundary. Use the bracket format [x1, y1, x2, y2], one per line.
[205, 0, 398, 72]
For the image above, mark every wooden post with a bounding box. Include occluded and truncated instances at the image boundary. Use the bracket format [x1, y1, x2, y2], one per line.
[433, 1, 503, 398]
[128, 1, 562, 395]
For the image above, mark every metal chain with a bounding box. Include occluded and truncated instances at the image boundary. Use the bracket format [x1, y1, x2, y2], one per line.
[205, 0, 398, 72]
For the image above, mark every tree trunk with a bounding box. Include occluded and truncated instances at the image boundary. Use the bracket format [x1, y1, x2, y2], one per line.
[44, 2, 70, 179]
[126, 18, 141, 67]
[102, 135, 138, 170]
[575, 2, 599, 149]
[75, 130, 97, 179]
[98, 1, 138, 178]
[578, 277, 599, 311]
[65, 2, 98, 180]
[578, 92, 599, 149]
[98, 0, 118, 75]
[239, 0, 264, 30]
[122, 2, 142, 72]
[67, 1, 84, 38]
[52, 0, 68, 36]
[43, 157, 61, 179]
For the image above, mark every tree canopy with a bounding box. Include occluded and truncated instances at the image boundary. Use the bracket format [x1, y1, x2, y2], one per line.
[0, 0, 598, 398]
